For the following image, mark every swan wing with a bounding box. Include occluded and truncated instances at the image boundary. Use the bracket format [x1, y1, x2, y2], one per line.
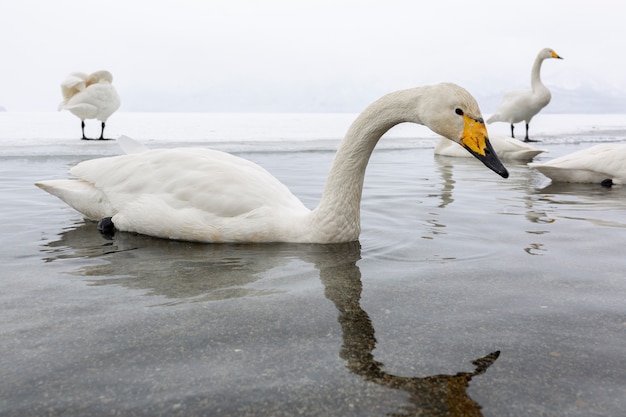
[62, 102, 99, 120]
[529, 144, 626, 183]
[63, 83, 120, 121]
[487, 89, 549, 124]
[487, 90, 528, 123]
[488, 134, 546, 160]
[63, 149, 310, 242]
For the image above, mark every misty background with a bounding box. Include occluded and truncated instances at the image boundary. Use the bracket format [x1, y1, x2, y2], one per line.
[1, 0, 625, 114]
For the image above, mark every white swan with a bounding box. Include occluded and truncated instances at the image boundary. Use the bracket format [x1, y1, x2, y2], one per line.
[36, 83, 509, 244]
[487, 48, 563, 142]
[58, 70, 121, 140]
[434, 134, 547, 161]
[529, 143, 626, 185]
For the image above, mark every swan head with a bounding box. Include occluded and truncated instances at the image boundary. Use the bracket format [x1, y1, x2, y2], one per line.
[418, 83, 509, 178]
[540, 48, 563, 60]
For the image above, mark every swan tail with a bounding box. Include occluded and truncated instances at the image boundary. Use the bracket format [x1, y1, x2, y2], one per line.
[513, 150, 546, 161]
[35, 179, 114, 221]
[486, 113, 501, 124]
[117, 135, 150, 154]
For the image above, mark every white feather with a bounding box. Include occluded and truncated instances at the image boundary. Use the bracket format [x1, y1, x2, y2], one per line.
[529, 144, 626, 184]
[37, 83, 508, 243]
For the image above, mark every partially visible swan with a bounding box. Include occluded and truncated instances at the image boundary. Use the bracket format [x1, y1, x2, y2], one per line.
[58, 70, 121, 140]
[487, 48, 563, 142]
[529, 143, 626, 185]
[434, 134, 547, 161]
[36, 83, 509, 244]
[116, 135, 150, 154]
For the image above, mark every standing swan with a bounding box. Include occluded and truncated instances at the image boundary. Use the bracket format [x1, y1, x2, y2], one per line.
[487, 48, 563, 142]
[37, 83, 508, 244]
[58, 70, 121, 140]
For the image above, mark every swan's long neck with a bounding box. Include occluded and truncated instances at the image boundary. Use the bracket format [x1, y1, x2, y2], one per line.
[530, 55, 547, 93]
[308, 89, 422, 242]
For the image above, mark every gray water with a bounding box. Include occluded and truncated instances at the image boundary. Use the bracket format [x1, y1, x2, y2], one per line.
[1, 113, 625, 416]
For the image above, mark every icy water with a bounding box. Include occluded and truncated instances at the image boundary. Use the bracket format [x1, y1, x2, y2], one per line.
[1, 112, 625, 416]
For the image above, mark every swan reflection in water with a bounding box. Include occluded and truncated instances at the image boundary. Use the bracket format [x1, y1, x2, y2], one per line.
[42, 224, 500, 416]
[318, 242, 500, 417]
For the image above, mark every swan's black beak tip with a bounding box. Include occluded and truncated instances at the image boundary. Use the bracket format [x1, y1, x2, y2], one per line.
[464, 139, 509, 178]
[484, 160, 509, 178]
[497, 166, 510, 179]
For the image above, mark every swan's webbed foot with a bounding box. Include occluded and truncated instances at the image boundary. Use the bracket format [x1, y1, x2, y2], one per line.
[523, 138, 540, 142]
[81, 136, 113, 141]
[601, 179, 614, 187]
[97, 217, 116, 239]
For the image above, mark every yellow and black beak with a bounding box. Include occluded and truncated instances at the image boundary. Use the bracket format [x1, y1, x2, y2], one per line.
[460, 114, 509, 178]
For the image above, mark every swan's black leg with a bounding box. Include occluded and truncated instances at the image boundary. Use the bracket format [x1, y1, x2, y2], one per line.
[510, 124, 515, 138]
[97, 122, 113, 140]
[524, 123, 530, 141]
[524, 123, 539, 142]
[81, 120, 89, 140]
[601, 179, 614, 187]
[97, 217, 116, 239]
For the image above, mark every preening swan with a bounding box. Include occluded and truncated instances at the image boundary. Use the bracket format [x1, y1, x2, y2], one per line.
[58, 70, 121, 140]
[529, 143, 626, 185]
[36, 83, 509, 244]
[434, 134, 546, 161]
[487, 48, 563, 142]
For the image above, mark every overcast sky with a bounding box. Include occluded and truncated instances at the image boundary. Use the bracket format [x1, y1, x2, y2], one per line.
[1, 0, 625, 113]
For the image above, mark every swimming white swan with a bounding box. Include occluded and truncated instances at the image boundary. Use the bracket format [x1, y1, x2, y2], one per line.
[529, 143, 626, 185]
[58, 70, 121, 140]
[487, 48, 563, 142]
[36, 83, 509, 244]
[434, 134, 546, 161]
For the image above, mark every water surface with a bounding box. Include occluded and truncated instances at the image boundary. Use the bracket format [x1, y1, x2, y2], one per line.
[1, 113, 625, 416]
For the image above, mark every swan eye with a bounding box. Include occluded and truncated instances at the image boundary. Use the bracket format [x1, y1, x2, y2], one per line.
[455, 108, 464, 116]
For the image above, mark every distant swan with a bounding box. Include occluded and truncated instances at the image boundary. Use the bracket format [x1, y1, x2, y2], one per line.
[58, 70, 121, 140]
[434, 134, 546, 161]
[487, 48, 563, 142]
[36, 83, 509, 244]
[529, 143, 626, 185]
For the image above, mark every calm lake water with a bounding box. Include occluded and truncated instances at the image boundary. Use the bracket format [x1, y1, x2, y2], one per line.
[1, 112, 625, 416]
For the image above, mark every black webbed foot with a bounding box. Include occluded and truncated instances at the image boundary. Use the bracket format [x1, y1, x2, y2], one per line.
[97, 217, 116, 239]
[601, 179, 614, 187]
